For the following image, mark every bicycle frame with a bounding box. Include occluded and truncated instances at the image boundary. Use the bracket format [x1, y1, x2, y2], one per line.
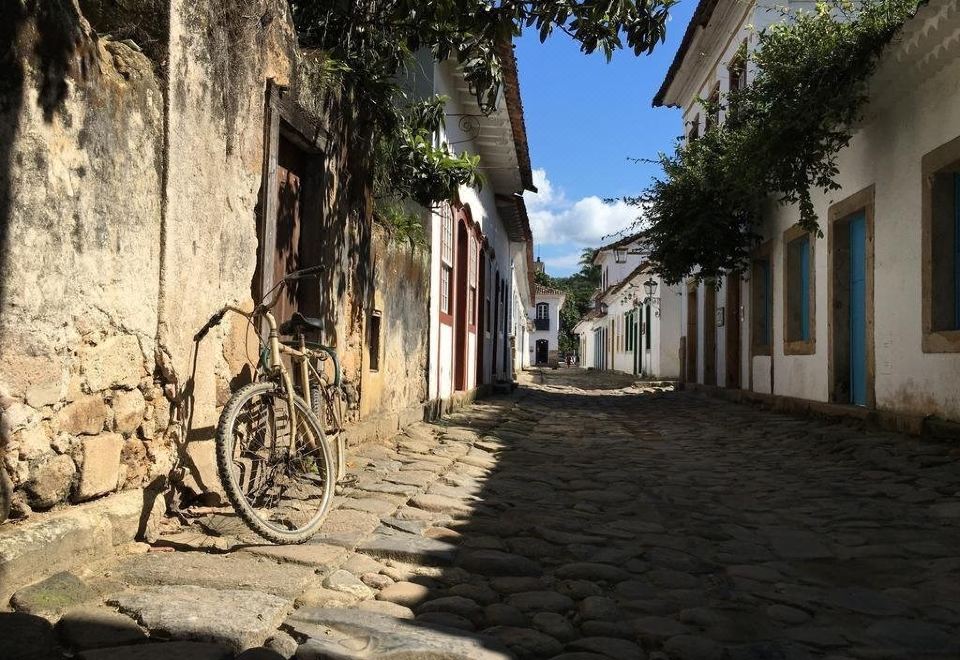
[222, 303, 318, 453]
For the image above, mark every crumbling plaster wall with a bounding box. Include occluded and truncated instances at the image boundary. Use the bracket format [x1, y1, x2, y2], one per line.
[0, 1, 168, 516]
[359, 227, 430, 421]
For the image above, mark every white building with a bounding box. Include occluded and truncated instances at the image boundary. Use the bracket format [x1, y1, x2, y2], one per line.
[426, 45, 537, 410]
[529, 281, 566, 367]
[655, 0, 960, 428]
[574, 236, 682, 379]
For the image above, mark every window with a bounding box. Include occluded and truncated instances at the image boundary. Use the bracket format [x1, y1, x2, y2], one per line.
[705, 83, 720, 131]
[922, 137, 960, 351]
[645, 304, 652, 350]
[536, 302, 549, 320]
[368, 311, 382, 372]
[687, 114, 700, 142]
[439, 206, 454, 318]
[751, 245, 773, 354]
[783, 227, 816, 353]
[728, 41, 748, 93]
[468, 237, 478, 327]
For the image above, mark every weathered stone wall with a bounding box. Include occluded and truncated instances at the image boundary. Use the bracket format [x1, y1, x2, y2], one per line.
[358, 227, 430, 422]
[0, 0, 432, 519]
[0, 1, 170, 517]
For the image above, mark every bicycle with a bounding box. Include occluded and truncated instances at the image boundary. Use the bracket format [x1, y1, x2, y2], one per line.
[195, 265, 344, 544]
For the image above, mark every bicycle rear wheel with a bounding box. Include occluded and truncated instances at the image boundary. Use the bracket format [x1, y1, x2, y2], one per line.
[215, 381, 334, 544]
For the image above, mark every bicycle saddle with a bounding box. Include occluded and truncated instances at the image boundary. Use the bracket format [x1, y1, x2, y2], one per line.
[279, 312, 324, 335]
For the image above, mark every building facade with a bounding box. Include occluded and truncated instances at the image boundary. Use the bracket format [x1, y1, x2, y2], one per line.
[655, 0, 960, 427]
[529, 282, 566, 367]
[426, 49, 536, 409]
[574, 236, 681, 379]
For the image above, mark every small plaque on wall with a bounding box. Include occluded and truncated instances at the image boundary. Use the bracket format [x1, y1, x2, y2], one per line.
[716, 306, 725, 327]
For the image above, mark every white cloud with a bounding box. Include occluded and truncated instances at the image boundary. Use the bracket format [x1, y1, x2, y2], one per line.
[524, 168, 641, 247]
[541, 251, 584, 271]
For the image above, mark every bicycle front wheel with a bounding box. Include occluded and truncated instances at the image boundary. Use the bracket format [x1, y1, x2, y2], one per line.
[216, 381, 335, 544]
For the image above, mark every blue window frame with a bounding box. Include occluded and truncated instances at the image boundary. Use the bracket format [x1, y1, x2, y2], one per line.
[954, 173, 960, 329]
[786, 233, 812, 345]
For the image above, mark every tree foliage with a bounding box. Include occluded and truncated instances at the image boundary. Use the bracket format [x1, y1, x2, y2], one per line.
[633, 0, 917, 283]
[290, 0, 675, 208]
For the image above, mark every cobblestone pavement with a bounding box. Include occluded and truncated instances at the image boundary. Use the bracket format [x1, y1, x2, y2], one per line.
[7, 368, 960, 659]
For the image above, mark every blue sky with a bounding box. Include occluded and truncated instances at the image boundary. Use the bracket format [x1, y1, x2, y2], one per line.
[516, 1, 697, 276]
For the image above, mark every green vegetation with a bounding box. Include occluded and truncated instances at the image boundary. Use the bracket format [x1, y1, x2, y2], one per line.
[289, 0, 674, 214]
[632, 0, 919, 283]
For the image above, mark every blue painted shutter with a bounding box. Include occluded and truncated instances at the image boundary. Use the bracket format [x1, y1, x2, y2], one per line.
[763, 260, 772, 345]
[849, 213, 867, 406]
[954, 174, 960, 329]
[799, 237, 810, 341]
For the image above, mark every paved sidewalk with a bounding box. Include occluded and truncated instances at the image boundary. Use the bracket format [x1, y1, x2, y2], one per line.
[5, 369, 960, 659]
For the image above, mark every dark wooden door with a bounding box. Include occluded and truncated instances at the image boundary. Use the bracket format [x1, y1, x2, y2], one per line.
[686, 287, 698, 383]
[725, 275, 741, 388]
[274, 136, 306, 326]
[454, 221, 469, 391]
[704, 284, 717, 386]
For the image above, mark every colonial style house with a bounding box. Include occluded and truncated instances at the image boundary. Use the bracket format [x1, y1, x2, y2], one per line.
[529, 268, 567, 367]
[655, 0, 960, 429]
[427, 45, 537, 410]
[574, 236, 681, 378]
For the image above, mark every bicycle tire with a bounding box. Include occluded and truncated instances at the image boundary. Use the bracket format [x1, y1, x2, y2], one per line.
[216, 381, 335, 544]
[0, 463, 11, 523]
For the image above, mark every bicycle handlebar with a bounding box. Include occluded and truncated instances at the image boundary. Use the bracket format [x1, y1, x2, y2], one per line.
[194, 307, 228, 341]
[286, 265, 323, 280]
[194, 267, 323, 342]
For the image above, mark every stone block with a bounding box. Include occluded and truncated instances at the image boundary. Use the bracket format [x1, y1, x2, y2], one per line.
[26, 380, 64, 408]
[81, 335, 146, 392]
[181, 439, 224, 497]
[112, 389, 146, 434]
[57, 395, 109, 436]
[26, 454, 77, 508]
[10, 571, 97, 614]
[76, 434, 123, 501]
[1, 402, 39, 441]
[14, 424, 52, 461]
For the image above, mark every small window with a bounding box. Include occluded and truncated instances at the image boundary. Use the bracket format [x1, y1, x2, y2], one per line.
[705, 83, 720, 131]
[930, 169, 960, 331]
[536, 302, 549, 320]
[728, 41, 748, 93]
[752, 251, 772, 354]
[368, 311, 382, 372]
[784, 229, 815, 352]
[922, 138, 960, 352]
[645, 304, 652, 349]
[439, 206, 454, 317]
[687, 114, 700, 143]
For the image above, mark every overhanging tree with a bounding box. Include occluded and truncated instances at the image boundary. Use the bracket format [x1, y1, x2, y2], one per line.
[289, 1, 676, 212]
[631, 0, 918, 283]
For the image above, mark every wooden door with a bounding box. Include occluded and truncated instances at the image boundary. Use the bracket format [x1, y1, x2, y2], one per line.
[454, 221, 469, 391]
[704, 285, 717, 385]
[686, 287, 698, 383]
[273, 136, 306, 326]
[725, 275, 741, 388]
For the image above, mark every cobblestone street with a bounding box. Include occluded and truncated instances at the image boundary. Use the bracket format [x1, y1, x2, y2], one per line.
[8, 369, 960, 659]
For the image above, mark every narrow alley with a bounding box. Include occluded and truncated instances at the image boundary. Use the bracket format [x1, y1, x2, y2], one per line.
[7, 370, 959, 659]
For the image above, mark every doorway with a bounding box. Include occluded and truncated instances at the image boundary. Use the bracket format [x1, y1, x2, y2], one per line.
[725, 274, 741, 388]
[829, 187, 874, 408]
[454, 220, 470, 391]
[686, 284, 698, 383]
[704, 283, 717, 386]
[535, 339, 549, 365]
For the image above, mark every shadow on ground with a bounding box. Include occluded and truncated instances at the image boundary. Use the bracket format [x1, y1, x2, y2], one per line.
[4, 369, 960, 659]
